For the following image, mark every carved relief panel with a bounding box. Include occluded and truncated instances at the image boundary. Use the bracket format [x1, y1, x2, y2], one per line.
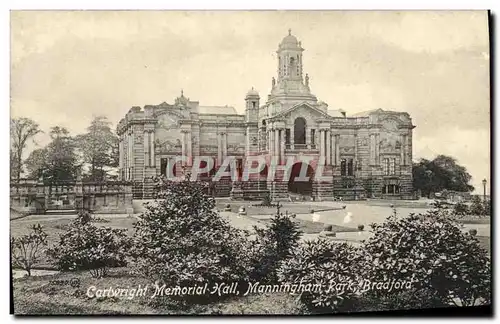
[378, 116, 403, 154]
[155, 112, 183, 153]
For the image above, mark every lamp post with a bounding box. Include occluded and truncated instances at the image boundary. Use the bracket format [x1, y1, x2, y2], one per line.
[482, 178, 487, 202]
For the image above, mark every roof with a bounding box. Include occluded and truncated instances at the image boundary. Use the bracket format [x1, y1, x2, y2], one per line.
[350, 108, 384, 117]
[198, 105, 238, 115]
[327, 109, 346, 118]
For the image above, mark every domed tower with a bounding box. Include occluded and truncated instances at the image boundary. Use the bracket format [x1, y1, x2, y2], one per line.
[245, 88, 260, 155]
[268, 29, 317, 113]
[245, 87, 260, 123]
[277, 29, 304, 82]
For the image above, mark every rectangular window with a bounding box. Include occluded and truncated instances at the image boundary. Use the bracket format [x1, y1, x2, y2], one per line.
[340, 159, 347, 176]
[347, 159, 354, 176]
[252, 102, 256, 109]
[390, 158, 396, 175]
[311, 129, 316, 145]
[160, 158, 168, 176]
[383, 158, 389, 175]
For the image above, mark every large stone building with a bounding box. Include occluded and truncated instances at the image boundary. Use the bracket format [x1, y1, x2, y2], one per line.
[117, 30, 416, 200]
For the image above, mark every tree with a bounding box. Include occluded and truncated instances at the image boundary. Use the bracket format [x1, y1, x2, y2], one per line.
[24, 148, 48, 179]
[129, 177, 251, 305]
[362, 208, 491, 307]
[41, 127, 80, 182]
[413, 155, 474, 197]
[76, 116, 119, 182]
[11, 224, 48, 276]
[250, 208, 302, 282]
[10, 117, 42, 182]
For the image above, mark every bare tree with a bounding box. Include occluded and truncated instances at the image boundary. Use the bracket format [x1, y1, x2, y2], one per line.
[10, 117, 42, 182]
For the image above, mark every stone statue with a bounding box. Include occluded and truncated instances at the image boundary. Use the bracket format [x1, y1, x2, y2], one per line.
[272, 77, 276, 88]
[305, 73, 309, 87]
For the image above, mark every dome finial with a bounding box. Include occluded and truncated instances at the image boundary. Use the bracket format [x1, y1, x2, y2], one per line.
[288, 28, 291, 36]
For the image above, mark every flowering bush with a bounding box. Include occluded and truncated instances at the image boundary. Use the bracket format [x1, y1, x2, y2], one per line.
[362, 208, 491, 307]
[46, 216, 130, 278]
[277, 238, 363, 313]
[11, 224, 48, 276]
[129, 178, 252, 305]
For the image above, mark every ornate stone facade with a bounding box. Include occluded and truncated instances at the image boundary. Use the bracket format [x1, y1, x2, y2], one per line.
[117, 30, 416, 200]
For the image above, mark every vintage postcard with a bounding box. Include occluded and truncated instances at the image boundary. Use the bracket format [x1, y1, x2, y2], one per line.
[10, 10, 491, 316]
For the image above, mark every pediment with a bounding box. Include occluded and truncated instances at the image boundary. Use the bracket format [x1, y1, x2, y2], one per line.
[269, 102, 332, 121]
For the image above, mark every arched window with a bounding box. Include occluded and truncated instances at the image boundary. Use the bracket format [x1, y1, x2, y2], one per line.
[294, 117, 306, 145]
[289, 57, 296, 77]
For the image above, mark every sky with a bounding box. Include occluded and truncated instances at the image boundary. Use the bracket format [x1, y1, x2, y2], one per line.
[10, 10, 490, 193]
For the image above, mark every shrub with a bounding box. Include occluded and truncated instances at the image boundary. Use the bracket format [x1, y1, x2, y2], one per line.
[277, 238, 363, 313]
[77, 209, 92, 224]
[483, 200, 491, 216]
[362, 208, 491, 307]
[250, 210, 302, 282]
[352, 287, 449, 312]
[46, 217, 130, 278]
[11, 224, 48, 276]
[261, 192, 273, 206]
[469, 196, 487, 216]
[357, 224, 364, 231]
[129, 179, 252, 305]
[469, 229, 477, 236]
[453, 202, 469, 216]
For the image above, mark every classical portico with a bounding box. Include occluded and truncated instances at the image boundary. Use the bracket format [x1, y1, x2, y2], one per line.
[117, 30, 415, 200]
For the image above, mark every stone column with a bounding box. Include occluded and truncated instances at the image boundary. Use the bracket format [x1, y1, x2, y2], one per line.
[275, 128, 280, 161]
[318, 130, 324, 161]
[223, 132, 228, 159]
[375, 133, 380, 165]
[305, 126, 310, 149]
[331, 134, 336, 166]
[217, 132, 222, 166]
[119, 137, 123, 170]
[181, 131, 186, 165]
[335, 135, 340, 167]
[267, 129, 272, 153]
[129, 131, 134, 180]
[369, 134, 375, 165]
[290, 126, 295, 149]
[150, 131, 155, 167]
[143, 131, 149, 167]
[400, 134, 406, 166]
[187, 131, 193, 166]
[280, 129, 285, 164]
[354, 134, 358, 163]
[326, 130, 331, 165]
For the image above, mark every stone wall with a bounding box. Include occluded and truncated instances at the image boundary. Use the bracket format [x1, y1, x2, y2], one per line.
[10, 180, 134, 215]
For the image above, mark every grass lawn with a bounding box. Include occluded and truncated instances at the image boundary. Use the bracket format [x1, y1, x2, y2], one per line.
[12, 267, 302, 315]
[10, 215, 138, 268]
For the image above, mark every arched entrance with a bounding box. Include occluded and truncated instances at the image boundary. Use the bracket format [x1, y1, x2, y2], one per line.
[288, 162, 314, 196]
[294, 117, 306, 145]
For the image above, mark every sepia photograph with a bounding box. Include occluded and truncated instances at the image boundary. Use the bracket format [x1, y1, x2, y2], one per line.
[9, 10, 491, 315]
